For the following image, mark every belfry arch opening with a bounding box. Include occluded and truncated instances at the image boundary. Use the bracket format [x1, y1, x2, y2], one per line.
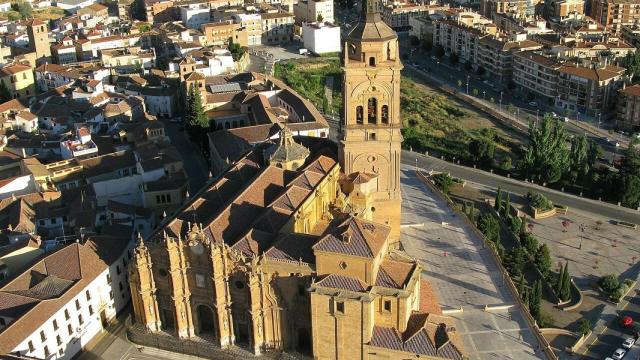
[367, 98, 377, 124]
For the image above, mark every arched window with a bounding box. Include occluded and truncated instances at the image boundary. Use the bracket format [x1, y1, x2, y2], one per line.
[368, 98, 377, 124]
[369, 57, 376, 66]
[381, 105, 389, 124]
[356, 106, 363, 124]
[387, 45, 391, 60]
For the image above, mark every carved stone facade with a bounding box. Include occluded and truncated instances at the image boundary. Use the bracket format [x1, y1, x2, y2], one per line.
[129, 1, 465, 359]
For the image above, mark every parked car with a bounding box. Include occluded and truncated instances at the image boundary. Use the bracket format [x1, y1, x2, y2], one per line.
[621, 315, 634, 328]
[623, 337, 635, 349]
[563, 117, 570, 122]
[528, 101, 538, 107]
[612, 348, 626, 360]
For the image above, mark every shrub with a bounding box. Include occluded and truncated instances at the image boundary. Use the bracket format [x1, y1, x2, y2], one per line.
[535, 244, 552, 278]
[578, 319, 591, 336]
[432, 173, 454, 194]
[478, 213, 500, 243]
[527, 191, 553, 211]
[599, 274, 620, 294]
[500, 156, 512, 170]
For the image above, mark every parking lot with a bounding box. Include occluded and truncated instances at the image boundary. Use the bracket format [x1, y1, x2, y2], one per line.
[400, 168, 544, 359]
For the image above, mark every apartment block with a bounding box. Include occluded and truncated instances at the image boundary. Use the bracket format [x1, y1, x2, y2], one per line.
[590, 0, 640, 33]
[555, 62, 626, 113]
[294, 0, 334, 24]
[617, 84, 640, 131]
[513, 51, 562, 104]
[261, 12, 294, 44]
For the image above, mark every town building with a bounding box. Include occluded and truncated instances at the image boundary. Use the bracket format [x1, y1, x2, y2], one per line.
[513, 51, 562, 105]
[293, 0, 335, 24]
[302, 22, 341, 54]
[0, 233, 134, 359]
[202, 21, 241, 46]
[590, 0, 640, 33]
[260, 12, 294, 44]
[544, 0, 584, 22]
[0, 62, 36, 100]
[25, 19, 51, 64]
[555, 62, 626, 114]
[128, 4, 465, 360]
[617, 83, 640, 131]
[180, 4, 211, 29]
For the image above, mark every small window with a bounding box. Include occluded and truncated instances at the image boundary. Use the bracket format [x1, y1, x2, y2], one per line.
[53, 319, 58, 330]
[384, 300, 392, 312]
[40, 330, 46, 341]
[44, 346, 50, 357]
[28, 341, 34, 352]
[78, 315, 84, 325]
[89, 305, 94, 315]
[195, 274, 205, 288]
[339, 261, 347, 270]
[119, 282, 123, 291]
[56, 335, 62, 346]
[116, 265, 121, 275]
[336, 301, 345, 314]
[369, 57, 375, 66]
[75, 299, 80, 310]
[85, 290, 91, 301]
[64, 309, 70, 320]
[67, 324, 73, 336]
[369, 132, 376, 140]
[107, 274, 112, 284]
[109, 290, 114, 300]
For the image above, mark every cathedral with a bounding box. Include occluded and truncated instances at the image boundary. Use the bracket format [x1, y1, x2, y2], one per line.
[128, 1, 465, 359]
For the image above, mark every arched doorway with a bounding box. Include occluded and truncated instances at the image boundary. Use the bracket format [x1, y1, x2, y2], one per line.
[197, 305, 215, 335]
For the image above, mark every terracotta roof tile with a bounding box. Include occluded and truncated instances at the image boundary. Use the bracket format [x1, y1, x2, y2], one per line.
[315, 274, 366, 292]
[313, 217, 389, 258]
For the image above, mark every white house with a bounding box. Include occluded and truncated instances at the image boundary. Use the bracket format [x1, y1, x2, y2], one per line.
[54, 0, 96, 13]
[302, 22, 341, 54]
[1, 233, 134, 359]
[180, 5, 210, 30]
[0, 1, 11, 12]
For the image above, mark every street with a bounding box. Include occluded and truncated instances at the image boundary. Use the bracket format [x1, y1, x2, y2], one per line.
[161, 119, 209, 193]
[405, 151, 640, 224]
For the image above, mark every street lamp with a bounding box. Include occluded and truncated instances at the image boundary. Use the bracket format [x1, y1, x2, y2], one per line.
[483, 90, 486, 100]
[466, 75, 470, 95]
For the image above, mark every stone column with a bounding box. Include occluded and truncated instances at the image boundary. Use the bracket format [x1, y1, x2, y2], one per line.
[210, 243, 234, 347]
[166, 235, 194, 338]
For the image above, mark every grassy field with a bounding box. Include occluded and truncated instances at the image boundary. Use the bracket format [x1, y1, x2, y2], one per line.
[0, 7, 66, 21]
[274, 59, 524, 165]
[274, 58, 342, 115]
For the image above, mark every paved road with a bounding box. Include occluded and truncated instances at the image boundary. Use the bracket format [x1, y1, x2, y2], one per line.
[405, 151, 640, 224]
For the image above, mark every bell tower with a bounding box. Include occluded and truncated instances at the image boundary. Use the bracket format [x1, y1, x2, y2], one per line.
[339, 0, 403, 240]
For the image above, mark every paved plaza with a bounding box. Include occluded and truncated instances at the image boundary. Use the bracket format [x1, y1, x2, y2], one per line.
[526, 208, 640, 289]
[400, 167, 545, 360]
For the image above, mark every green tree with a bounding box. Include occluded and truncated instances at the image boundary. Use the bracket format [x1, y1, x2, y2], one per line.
[228, 42, 246, 61]
[530, 280, 542, 318]
[517, 273, 525, 295]
[569, 135, 589, 182]
[521, 232, 539, 255]
[508, 215, 521, 234]
[130, 0, 146, 21]
[13, 1, 32, 19]
[500, 156, 512, 170]
[432, 173, 454, 194]
[494, 187, 502, 213]
[519, 215, 527, 237]
[556, 262, 566, 295]
[457, 79, 463, 88]
[599, 274, 620, 296]
[317, 13, 324, 22]
[186, 85, 208, 129]
[138, 23, 151, 32]
[535, 244, 552, 278]
[472, 88, 479, 97]
[518, 115, 570, 184]
[503, 192, 511, 217]
[469, 137, 495, 166]
[478, 213, 500, 243]
[578, 319, 591, 336]
[0, 81, 11, 103]
[558, 263, 571, 301]
[522, 288, 530, 308]
[625, 49, 640, 80]
[505, 246, 526, 277]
